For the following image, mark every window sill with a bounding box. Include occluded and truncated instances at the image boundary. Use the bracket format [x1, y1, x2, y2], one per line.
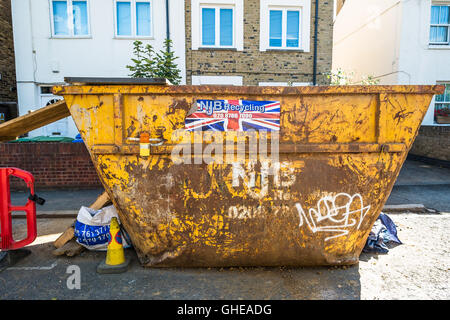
[263, 48, 304, 52]
[50, 36, 92, 39]
[428, 44, 450, 49]
[114, 36, 155, 40]
[197, 47, 237, 51]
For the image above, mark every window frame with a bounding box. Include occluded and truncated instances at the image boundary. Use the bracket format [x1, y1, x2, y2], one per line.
[192, 75, 243, 85]
[258, 81, 311, 86]
[259, 0, 311, 52]
[199, 4, 236, 48]
[49, 0, 91, 38]
[267, 6, 302, 50]
[191, 0, 244, 51]
[434, 83, 450, 123]
[113, 0, 154, 39]
[429, 4, 450, 45]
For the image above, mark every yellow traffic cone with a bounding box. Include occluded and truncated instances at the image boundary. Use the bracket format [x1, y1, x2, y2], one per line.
[97, 217, 130, 274]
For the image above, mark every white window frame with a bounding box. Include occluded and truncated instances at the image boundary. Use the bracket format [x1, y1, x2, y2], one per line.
[114, 0, 154, 39]
[267, 7, 302, 50]
[199, 5, 235, 48]
[192, 76, 243, 85]
[49, 0, 91, 38]
[191, 0, 244, 51]
[260, 0, 311, 52]
[434, 82, 450, 123]
[259, 82, 311, 86]
[39, 86, 67, 136]
[429, 3, 450, 45]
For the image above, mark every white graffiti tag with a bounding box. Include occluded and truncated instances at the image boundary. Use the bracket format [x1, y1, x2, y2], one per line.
[295, 193, 370, 241]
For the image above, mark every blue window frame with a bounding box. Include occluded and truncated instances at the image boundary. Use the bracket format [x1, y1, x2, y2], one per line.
[202, 8, 215, 45]
[220, 9, 233, 46]
[286, 11, 299, 47]
[269, 8, 301, 49]
[51, 0, 89, 37]
[136, 2, 151, 36]
[201, 6, 234, 47]
[73, 1, 88, 35]
[430, 5, 450, 44]
[269, 10, 282, 47]
[53, 1, 69, 35]
[116, 0, 152, 37]
[117, 2, 132, 35]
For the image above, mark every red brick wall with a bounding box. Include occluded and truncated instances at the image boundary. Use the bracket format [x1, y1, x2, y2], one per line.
[410, 126, 450, 162]
[0, 143, 102, 189]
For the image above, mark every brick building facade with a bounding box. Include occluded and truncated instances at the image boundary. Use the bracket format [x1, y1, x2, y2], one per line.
[0, 0, 18, 124]
[0, 0, 17, 102]
[0, 143, 102, 190]
[410, 126, 450, 163]
[185, 0, 333, 86]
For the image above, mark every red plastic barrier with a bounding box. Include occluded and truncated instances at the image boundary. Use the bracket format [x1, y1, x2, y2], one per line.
[0, 168, 37, 250]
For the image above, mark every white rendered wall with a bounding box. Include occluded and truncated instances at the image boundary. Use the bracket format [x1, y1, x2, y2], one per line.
[333, 0, 450, 126]
[332, 0, 403, 84]
[11, 0, 186, 138]
[397, 0, 450, 125]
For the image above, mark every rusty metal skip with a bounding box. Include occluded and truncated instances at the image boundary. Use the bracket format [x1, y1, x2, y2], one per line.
[53, 81, 444, 267]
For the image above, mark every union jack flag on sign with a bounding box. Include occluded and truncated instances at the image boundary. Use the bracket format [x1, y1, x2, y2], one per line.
[185, 99, 280, 131]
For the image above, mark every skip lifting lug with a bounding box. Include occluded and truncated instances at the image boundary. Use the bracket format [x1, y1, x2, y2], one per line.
[28, 194, 45, 205]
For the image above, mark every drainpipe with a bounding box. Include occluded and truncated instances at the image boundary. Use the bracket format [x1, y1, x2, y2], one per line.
[166, 0, 170, 51]
[312, 0, 319, 85]
[28, 0, 37, 83]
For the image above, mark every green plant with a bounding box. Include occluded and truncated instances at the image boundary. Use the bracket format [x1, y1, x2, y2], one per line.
[153, 39, 182, 85]
[325, 69, 380, 85]
[126, 39, 182, 85]
[360, 75, 380, 85]
[126, 40, 157, 78]
[325, 69, 354, 85]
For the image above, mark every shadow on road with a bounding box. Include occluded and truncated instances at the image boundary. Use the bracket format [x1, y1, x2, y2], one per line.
[1, 228, 362, 300]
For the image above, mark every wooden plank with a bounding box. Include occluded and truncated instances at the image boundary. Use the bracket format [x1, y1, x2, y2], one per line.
[0, 100, 70, 141]
[52, 239, 85, 257]
[52, 191, 110, 250]
[89, 191, 110, 210]
[53, 227, 75, 249]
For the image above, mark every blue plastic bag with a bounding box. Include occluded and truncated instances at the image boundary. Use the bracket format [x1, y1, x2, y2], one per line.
[363, 212, 402, 254]
[74, 205, 132, 250]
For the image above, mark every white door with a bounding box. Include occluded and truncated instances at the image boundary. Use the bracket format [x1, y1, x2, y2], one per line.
[40, 92, 68, 137]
